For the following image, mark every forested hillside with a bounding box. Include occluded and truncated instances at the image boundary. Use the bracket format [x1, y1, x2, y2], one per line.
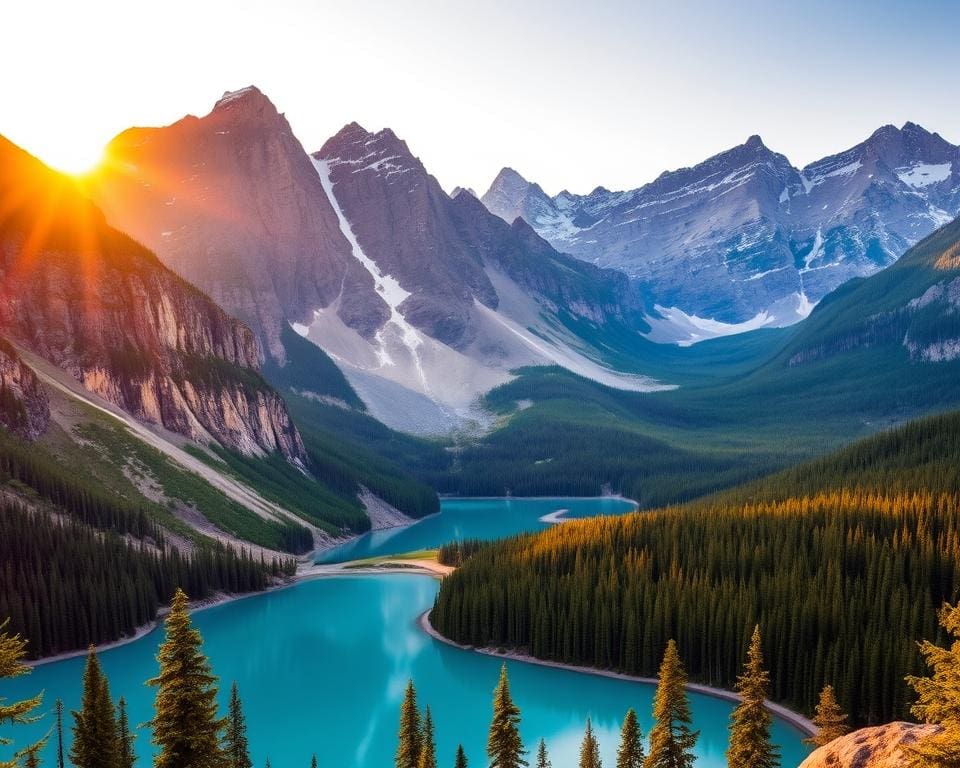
[0, 434, 294, 659]
[435, 219, 960, 506]
[432, 411, 960, 725]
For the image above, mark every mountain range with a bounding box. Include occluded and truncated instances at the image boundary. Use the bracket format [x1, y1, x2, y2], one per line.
[89, 87, 664, 433]
[482, 123, 960, 344]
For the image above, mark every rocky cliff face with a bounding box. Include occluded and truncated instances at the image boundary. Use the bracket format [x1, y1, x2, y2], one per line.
[314, 122, 647, 346]
[798, 722, 939, 768]
[89, 86, 374, 363]
[303, 121, 663, 429]
[0, 339, 49, 440]
[315, 123, 498, 346]
[0, 134, 307, 462]
[483, 124, 960, 337]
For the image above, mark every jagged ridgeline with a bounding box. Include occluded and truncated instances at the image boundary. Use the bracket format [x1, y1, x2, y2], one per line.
[431, 410, 960, 726]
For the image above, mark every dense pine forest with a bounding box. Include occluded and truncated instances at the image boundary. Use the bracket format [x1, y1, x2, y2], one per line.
[432, 411, 960, 725]
[0, 429, 292, 659]
[0, 503, 276, 658]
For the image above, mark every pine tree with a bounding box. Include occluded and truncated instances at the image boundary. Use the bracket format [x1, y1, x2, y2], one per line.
[56, 698, 65, 768]
[905, 602, 960, 767]
[71, 647, 119, 768]
[396, 680, 423, 768]
[487, 664, 527, 768]
[454, 745, 468, 768]
[117, 697, 136, 768]
[727, 626, 779, 768]
[147, 588, 224, 768]
[617, 709, 644, 768]
[535, 740, 550, 768]
[579, 718, 602, 768]
[418, 706, 437, 768]
[224, 683, 252, 768]
[644, 640, 698, 768]
[311, 756, 318, 768]
[805, 685, 849, 748]
[0, 619, 43, 761]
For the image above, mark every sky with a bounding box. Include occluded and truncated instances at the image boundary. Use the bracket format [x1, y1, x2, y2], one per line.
[4, 0, 959, 195]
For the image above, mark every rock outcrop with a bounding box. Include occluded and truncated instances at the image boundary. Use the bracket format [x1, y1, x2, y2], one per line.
[0, 339, 49, 440]
[0, 134, 306, 462]
[798, 722, 939, 768]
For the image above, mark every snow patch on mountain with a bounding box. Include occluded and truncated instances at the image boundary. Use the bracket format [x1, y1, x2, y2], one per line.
[897, 162, 952, 188]
[312, 156, 427, 383]
[644, 292, 815, 346]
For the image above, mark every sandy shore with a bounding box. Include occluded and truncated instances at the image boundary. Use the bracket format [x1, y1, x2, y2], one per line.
[417, 609, 817, 738]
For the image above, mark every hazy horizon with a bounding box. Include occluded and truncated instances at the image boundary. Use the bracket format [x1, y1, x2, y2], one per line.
[6, 0, 960, 195]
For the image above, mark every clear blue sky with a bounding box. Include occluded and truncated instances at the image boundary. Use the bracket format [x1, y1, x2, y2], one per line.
[5, 0, 958, 194]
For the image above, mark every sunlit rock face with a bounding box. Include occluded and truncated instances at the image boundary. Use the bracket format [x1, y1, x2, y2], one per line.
[798, 722, 940, 768]
[483, 123, 960, 331]
[0, 133, 306, 462]
[0, 341, 49, 440]
[90, 86, 373, 364]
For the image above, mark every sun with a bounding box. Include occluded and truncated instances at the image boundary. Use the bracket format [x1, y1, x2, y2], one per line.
[39, 143, 107, 178]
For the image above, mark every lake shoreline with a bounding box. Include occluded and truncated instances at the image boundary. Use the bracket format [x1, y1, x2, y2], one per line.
[26, 559, 447, 668]
[27, 495, 636, 667]
[417, 609, 818, 739]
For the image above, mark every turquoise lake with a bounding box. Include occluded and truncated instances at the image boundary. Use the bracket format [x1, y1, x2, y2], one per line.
[3, 499, 811, 767]
[316, 496, 638, 564]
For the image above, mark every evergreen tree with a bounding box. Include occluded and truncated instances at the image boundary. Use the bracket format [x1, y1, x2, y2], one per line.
[0, 619, 43, 761]
[805, 685, 849, 748]
[224, 683, 252, 768]
[487, 664, 527, 768]
[147, 588, 224, 768]
[535, 740, 550, 768]
[396, 680, 422, 768]
[645, 641, 698, 768]
[418, 706, 437, 768]
[617, 709, 644, 768]
[905, 602, 960, 767]
[70, 647, 119, 768]
[117, 697, 136, 768]
[56, 698, 65, 768]
[726, 626, 779, 768]
[454, 745, 468, 768]
[579, 718, 602, 768]
[311, 756, 318, 768]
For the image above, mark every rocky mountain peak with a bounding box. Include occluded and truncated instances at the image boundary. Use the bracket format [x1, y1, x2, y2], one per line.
[482, 167, 554, 226]
[859, 121, 955, 166]
[318, 122, 421, 181]
[208, 85, 287, 129]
